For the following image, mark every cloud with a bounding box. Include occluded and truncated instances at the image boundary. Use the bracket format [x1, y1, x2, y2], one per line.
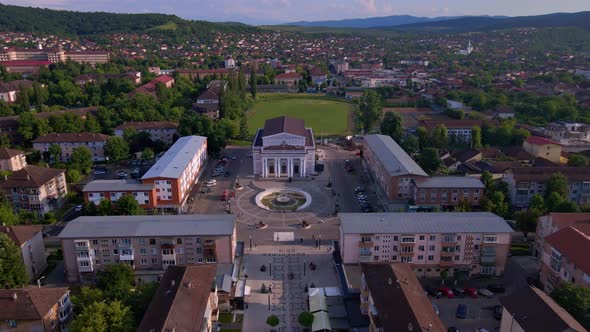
[356, 0, 378, 15]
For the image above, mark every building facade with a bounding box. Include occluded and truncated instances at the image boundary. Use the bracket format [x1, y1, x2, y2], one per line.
[58, 215, 236, 283]
[503, 167, 590, 208]
[252, 116, 315, 178]
[82, 180, 157, 210]
[114, 121, 178, 145]
[32, 132, 110, 162]
[1, 165, 67, 216]
[0, 287, 72, 332]
[275, 72, 303, 86]
[0, 147, 27, 171]
[340, 212, 513, 277]
[362, 134, 428, 201]
[544, 121, 590, 143]
[421, 119, 485, 145]
[409, 176, 484, 209]
[533, 213, 590, 259]
[0, 225, 47, 281]
[522, 136, 562, 163]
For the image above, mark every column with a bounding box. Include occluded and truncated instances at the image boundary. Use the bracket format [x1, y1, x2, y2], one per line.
[300, 158, 304, 177]
[275, 158, 280, 178]
[262, 158, 267, 177]
[288, 158, 293, 177]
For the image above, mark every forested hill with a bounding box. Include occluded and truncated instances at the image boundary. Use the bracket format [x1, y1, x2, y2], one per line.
[379, 11, 590, 33]
[0, 4, 256, 36]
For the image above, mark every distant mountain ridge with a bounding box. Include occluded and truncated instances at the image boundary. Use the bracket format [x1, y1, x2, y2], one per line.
[283, 15, 506, 28]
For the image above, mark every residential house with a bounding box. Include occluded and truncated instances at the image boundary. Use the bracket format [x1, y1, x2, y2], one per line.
[0, 147, 27, 171]
[32, 132, 110, 162]
[339, 212, 513, 277]
[128, 75, 175, 98]
[137, 265, 219, 332]
[0, 287, 72, 332]
[499, 286, 586, 332]
[58, 215, 236, 283]
[176, 68, 234, 81]
[0, 225, 47, 281]
[310, 66, 328, 85]
[409, 176, 484, 209]
[82, 180, 157, 210]
[360, 263, 446, 332]
[421, 119, 485, 145]
[64, 51, 110, 66]
[275, 72, 303, 87]
[114, 121, 178, 145]
[193, 80, 227, 119]
[1, 165, 67, 216]
[534, 213, 590, 258]
[0, 79, 34, 103]
[523, 136, 562, 163]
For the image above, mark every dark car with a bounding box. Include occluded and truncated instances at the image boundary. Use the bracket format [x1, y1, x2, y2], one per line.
[447, 328, 460, 332]
[494, 305, 503, 320]
[456, 304, 468, 319]
[488, 284, 506, 293]
[452, 287, 466, 297]
[426, 287, 442, 298]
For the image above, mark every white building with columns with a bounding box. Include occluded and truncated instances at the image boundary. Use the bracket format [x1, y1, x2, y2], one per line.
[252, 116, 316, 178]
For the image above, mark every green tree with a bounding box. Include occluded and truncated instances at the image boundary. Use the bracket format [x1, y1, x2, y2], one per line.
[48, 144, 62, 163]
[249, 66, 257, 98]
[471, 126, 482, 149]
[416, 126, 429, 149]
[84, 114, 102, 133]
[380, 112, 404, 142]
[239, 115, 249, 140]
[266, 314, 280, 328]
[0, 201, 19, 226]
[551, 282, 590, 329]
[72, 286, 104, 313]
[115, 195, 144, 215]
[0, 233, 28, 288]
[17, 86, 30, 113]
[104, 136, 129, 162]
[514, 208, 541, 239]
[431, 124, 448, 149]
[141, 147, 154, 160]
[545, 173, 569, 199]
[568, 154, 588, 167]
[66, 168, 81, 184]
[418, 148, 441, 174]
[129, 282, 159, 324]
[454, 199, 472, 212]
[401, 135, 418, 155]
[97, 199, 113, 216]
[481, 191, 509, 218]
[298, 311, 314, 328]
[357, 90, 382, 133]
[70, 300, 134, 332]
[481, 170, 494, 192]
[529, 194, 545, 212]
[71, 146, 93, 174]
[96, 264, 135, 301]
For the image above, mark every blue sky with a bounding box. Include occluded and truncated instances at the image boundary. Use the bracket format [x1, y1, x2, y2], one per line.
[5, 0, 589, 25]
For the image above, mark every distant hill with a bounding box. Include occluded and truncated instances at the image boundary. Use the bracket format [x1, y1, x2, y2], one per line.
[379, 11, 590, 32]
[0, 4, 256, 36]
[283, 15, 466, 28]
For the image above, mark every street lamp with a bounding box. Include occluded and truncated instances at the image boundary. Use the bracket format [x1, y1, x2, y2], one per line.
[269, 260, 272, 277]
[318, 234, 322, 249]
[249, 235, 252, 251]
[304, 260, 306, 276]
[36, 276, 45, 288]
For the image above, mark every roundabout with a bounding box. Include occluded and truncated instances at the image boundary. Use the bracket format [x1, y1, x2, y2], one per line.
[255, 188, 312, 211]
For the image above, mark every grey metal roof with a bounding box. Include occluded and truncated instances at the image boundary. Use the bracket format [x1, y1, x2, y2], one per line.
[339, 212, 512, 234]
[363, 134, 427, 177]
[142, 136, 207, 180]
[58, 215, 235, 239]
[82, 180, 154, 192]
[414, 176, 484, 189]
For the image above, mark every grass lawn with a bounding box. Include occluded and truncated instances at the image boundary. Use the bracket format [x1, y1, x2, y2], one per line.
[510, 243, 531, 256]
[247, 94, 355, 137]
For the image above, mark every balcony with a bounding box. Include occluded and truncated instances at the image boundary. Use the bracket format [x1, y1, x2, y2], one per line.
[119, 249, 134, 261]
[78, 262, 94, 273]
[162, 252, 176, 261]
[359, 241, 373, 248]
[480, 256, 496, 264]
[203, 240, 216, 248]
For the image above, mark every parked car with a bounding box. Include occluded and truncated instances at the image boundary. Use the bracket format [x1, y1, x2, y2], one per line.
[463, 287, 478, 298]
[478, 288, 494, 298]
[493, 305, 503, 320]
[452, 287, 466, 297]
[487, 284, 506, 293]
[93, 169, 107, 175]
[74, 205, 83, 212]
[456, 304, 468, 319]
[439, 287, 455, 298]
[354, 186, 365, 193]
[426, 287, 442, 298]
[230, 155, 237, 160]
[447, 327, 460, 332]
[201, 187, 213, 193]
[205, 179, 217, 185]
[432, 303, 439, 316]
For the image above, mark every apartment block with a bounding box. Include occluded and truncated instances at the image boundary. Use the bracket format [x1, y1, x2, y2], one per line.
[137, 265, 219, 332]
[82, 180, 157, 210]
[58, 215, 236, 283]
[362, 134, 428, 201]
[0, 287, 72, 332]
[533, 213, 590, 259]
[0, 225, 47, 281]
[539, 223, 590, 293]
[0, 147, 27, 171]
[409, 176, 484, 209]
[499, 286, 586, 332]
[360, 264, 446, 332]
[32, 132, 110, 162]
[340, 212, 512, 277]
[522, 136, 562, 163]
[421, 119, 485, 144]
[64, 51, 110, 66]
[1, 165, 67, 216]
[503, 166, 590, 208]
[114, 121, 178, 145]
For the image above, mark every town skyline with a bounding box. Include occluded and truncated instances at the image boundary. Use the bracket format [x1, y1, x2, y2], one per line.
[3, 0, 589, 25]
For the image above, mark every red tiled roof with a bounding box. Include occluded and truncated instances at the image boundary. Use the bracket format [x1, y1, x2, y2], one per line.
[545, 225, 590, 275]
[153, 75, 174, 84]
[0, 147, 24, 159]
[3, 165, 65, 188]
[0, 287, 69, 321]
[115, 121, 178, 131]
[0, 225, 43, 246]
[275, 72, 302, 79]
[525, 136, 561, 146]
[33, 132, 109, 144]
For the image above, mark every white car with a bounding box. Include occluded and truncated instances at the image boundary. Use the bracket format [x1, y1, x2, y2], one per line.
[205, 182, 217, 187]
[478, 288, 493, 298]
[205, 179, 217, 185]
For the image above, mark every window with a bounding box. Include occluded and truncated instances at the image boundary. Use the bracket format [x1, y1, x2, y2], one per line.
[429, 245, 435, 251]
[418, 245, 425, 251]
[483, 235, 498, 243]
[393, 236, 398, 241]
[429, 235, 436, 241]
[417, 255, 424, 260]
[428, 255, 434, 261]
[113, 249, 118, 255]
[149, 239, 156, 245]
[111, 239, 117, 245]
[162, 249, 174, 255]
[139, 238, 145, 245]
[8, 320, 17, 328]
[79, 261, 90, 267]
[151, 248, 157, 255]
[121, 238, 131, 245]
[401, 246, 414, 253]
[454, 255, 460, 261]
[140, 258, 147, 265]
[140, 248, 147, 254]
[419, 235, 425, 240]
[401, 236, 415, 243]
[176, 238, 183, 244]
[392, 256, 397, 261]
[95, 260, 101, 265]
[374, 246, 379, 251]
[401, 256, 413, 263]
[151, 258, 158, 264]
[92, 240, 98, 245]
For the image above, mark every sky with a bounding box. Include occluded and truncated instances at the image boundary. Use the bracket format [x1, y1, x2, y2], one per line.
[4, 0, 590, 25]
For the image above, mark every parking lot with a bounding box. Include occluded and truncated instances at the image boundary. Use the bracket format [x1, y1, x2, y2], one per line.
[429, 288, 502, 331]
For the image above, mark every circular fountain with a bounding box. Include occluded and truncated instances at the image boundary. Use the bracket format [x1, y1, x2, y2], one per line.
[255, 188, 312, 211]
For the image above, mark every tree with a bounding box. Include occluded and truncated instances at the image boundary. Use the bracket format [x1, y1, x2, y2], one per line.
[97, 199, 113, 216]
[481, 170, 494, 192]
[84, 114, 102, 133]
[71, 146, 93, 174]
[48, 144, 62, 163]
[0, 201, 19, 226]
[357, 90, 382, 133]
[454, 199, 472, 212]
[431, 124, 448, 149]
[416, 126, 429, 149]
[266, 314, 280, 328]
[529, 194, 545, 212]
[419, 148, 441, 174]
[568, 154, 588, 167]
[66, 168, 81, 183]
[141, 147, 154, 160]
[129, 282, 159, 324]
[239, 115, 249, 140]
[249, 66, 257, 98]
[298, 311, 314, 328]
[545, 173, 568, 199]
[96, 264, 135, 301]
[17, 85, 30, 113]
[0, 233, 28, 288]
[551, 282, 590, 329]
[70, 300, 134, 332]
[471, 126, 482, 149]
[481, 191, 509, 218]
[401, 135, 418, 155]
[72, 286, 104, 313]
[514, 208, 541, 239]
[104, 136, 129, 162]
[380, 112, 403, 142]
[115, 195, 144, 215]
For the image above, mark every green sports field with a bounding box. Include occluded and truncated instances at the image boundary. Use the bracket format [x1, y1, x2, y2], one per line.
[246, 94, 355, 136]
